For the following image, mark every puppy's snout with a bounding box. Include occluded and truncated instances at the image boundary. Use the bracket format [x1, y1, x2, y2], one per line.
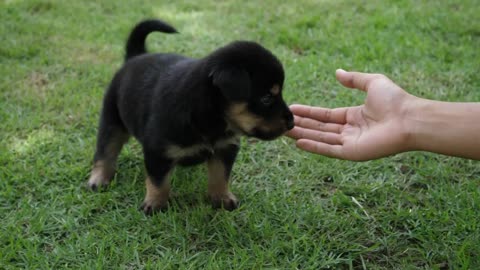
[285, 111, 294, 130]
[286, 119, 294, 130]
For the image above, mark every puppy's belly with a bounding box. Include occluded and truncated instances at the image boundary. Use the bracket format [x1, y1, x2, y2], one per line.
[177, 150, 213, 166]
[166, 144, 213, 166]
[165, 136, 239, 166]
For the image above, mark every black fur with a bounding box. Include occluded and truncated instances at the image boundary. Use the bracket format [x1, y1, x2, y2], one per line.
[88, 19, 294, 213]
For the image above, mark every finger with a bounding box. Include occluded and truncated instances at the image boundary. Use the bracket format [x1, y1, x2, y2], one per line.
[296, 139, 344, 159]
[335, 69, 388, 92]
[285, 126, 302, 139]
[289, 104, 348, 124]
[294, 115, 343, 133]
[299, 127, 343, 145]
[286, 126, 342, 145]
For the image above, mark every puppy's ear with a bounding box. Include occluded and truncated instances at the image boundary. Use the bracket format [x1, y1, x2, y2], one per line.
[210, 67, 251, 101]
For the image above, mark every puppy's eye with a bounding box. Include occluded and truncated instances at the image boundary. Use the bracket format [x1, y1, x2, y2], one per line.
[260, 94, 274, 106]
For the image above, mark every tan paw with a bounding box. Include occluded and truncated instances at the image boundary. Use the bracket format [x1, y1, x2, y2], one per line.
[209, 192, 239, 211]
[87, 163, 114, 191]
[140, 198, 169, 215]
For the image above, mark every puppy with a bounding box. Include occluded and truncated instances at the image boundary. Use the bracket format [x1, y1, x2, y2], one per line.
[87, 19, 294, 214]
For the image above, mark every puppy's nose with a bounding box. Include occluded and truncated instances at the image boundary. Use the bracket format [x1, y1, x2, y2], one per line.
[285, 112, 294, 130]
[286, 118, 294, 130]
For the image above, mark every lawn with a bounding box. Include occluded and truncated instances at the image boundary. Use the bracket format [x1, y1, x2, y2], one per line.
[1, 0, 479, 269]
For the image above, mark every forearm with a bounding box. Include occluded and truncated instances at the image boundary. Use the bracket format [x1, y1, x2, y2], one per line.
[406, 97, 480, 160]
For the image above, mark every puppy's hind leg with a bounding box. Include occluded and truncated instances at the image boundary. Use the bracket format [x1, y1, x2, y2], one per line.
[208, 144, 240, 211]
[87, 92, 129, 191]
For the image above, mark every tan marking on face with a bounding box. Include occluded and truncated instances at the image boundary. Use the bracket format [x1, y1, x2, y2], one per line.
[257, 117, 287, 135]
[257, 122, 274, 134]
[270, 84, 280, 95]
[144, 174, 171, 208]
[226, 103, 262, 134]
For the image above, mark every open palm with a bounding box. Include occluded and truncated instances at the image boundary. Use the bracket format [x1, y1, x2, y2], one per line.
[286, 70, 413, 161]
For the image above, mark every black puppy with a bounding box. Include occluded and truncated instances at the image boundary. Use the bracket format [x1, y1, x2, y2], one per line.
[87, 19, 294, 214]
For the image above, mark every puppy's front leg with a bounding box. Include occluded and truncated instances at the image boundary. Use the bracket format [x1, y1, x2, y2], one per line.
[208, 144, 239, 211]
[141, 150, 173, 215]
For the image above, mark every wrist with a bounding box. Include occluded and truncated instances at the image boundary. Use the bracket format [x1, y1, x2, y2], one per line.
[400, 93, 426, 152]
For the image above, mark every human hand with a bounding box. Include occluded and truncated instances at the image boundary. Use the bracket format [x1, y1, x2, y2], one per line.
[286, 69, 417, 161]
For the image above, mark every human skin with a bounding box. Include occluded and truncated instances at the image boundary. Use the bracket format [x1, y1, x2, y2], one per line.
[286, 69, 480, 161]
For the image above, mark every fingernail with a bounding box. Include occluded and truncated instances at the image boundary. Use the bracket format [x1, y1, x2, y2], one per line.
[336, 68, 346, 73]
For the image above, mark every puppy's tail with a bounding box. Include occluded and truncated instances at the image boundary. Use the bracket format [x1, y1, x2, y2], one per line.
[125, 19, 178, 61]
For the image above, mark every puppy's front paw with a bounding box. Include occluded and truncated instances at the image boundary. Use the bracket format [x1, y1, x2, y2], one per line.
[209, 192, 239, 211]
[140, 199, 169, 215]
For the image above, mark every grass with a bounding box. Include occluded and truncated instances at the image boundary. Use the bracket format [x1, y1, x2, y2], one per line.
[1, 0, 479, 269]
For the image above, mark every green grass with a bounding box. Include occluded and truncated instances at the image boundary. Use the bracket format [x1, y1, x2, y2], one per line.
[1, 0, 479, 269]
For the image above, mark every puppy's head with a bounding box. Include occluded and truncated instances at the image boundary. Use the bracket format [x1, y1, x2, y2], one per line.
[208, 41, 294, 140]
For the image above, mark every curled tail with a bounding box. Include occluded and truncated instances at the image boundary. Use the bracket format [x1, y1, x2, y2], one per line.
[125, 19, 178, 61]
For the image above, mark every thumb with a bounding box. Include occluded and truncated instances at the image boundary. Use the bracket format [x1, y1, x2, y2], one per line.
[336, 69, 383, 92]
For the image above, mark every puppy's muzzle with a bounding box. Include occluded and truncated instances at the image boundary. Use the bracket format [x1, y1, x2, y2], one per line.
[284, 110, 294, 130]
[252, 109, 294, 140]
